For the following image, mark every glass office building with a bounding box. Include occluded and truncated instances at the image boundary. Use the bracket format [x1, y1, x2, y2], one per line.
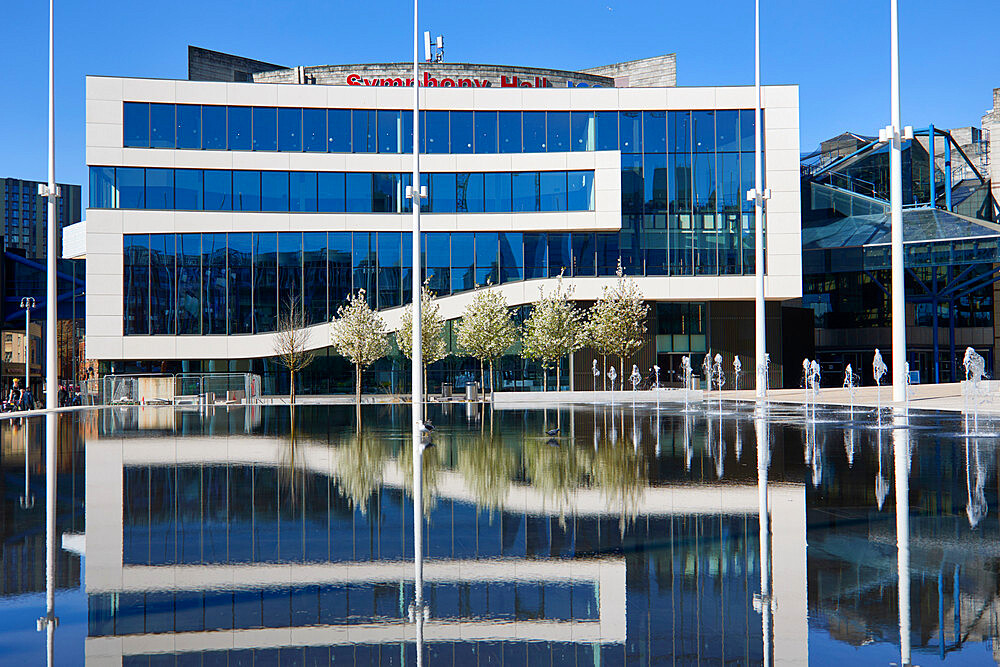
[85, 51, 801, 394]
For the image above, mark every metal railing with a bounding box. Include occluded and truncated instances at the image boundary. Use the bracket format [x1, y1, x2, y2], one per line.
[101, 373, 261, 406]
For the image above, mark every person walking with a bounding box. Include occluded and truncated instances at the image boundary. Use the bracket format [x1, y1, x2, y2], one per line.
[8, 379, 22, 411]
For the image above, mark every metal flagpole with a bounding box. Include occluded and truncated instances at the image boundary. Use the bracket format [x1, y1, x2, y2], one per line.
[889, 0, 906, 402]
[752, 0, 768, 399]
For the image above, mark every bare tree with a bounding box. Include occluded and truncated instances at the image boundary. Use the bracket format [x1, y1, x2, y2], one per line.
[273, 297, 316, 404]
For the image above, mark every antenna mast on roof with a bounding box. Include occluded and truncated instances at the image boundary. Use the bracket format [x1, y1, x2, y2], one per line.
[423, 31, 444, 62]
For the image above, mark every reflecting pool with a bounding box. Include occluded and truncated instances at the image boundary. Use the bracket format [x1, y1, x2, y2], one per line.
[1, 401, 999, 665]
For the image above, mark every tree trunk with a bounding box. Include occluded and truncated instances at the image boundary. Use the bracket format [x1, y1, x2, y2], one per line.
[480, 359, 485, 402]
[556, 359, 560, 392]
[423, 366, 428, 404]
[290, 370, 296, 405]
[489, 359, 495, 402]
[542, 364, 548, 392]
[603, 354, 607, 391]
[356, 363, 362, 405]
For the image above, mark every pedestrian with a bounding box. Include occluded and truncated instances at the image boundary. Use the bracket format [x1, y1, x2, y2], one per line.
[58, 383, 67, 407]
[8, 379, 22, 411]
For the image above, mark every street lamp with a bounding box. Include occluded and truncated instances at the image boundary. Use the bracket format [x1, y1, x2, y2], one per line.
[20, 297, 35, 395]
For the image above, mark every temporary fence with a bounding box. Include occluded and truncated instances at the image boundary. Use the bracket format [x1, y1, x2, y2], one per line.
[101, 373, 261, 406]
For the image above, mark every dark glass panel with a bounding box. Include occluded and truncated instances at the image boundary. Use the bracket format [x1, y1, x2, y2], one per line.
[523, 233, 547, 280]
[377, 232, 401, 308]
[457, 173, 484, 212]
[123, 235, 149, 334]
[278, 232, 303, 319]
[253, 233, 278, 333]
[252, 107, 277, 151]
[669, 110, 691, 154]
[484, 172, 511, 212]
[400, 171, 413, 213]
[328, 232, 352, 312]
[228, 107, 252, 151]
[597, 232, 619, 275]
[430, 173, 456, 213]
[89, 167, 115, 208]
[145, 168, 174, 210]
[149, 103, 175, 148]
[402, 231, 413, 305]
[123, 102, 149, 148]
[475, 232, 498, 285]
[303, 109, 326, 152]
[567, 171, 594, 211]
[539, 171, 567, 212]
[175, 169, 204, 210]
[352, 109, 375, 153]
[327, 109, 351, 152]
[644, 154, 668, 213]
[645, 218, 669, 276]
[692, 110, 715, 153]
[202, 105, 227, 150]
[547, 232, 571, 277]
[716, 110, 740, 152]
[303, 232, 327, 325]
[719, 211, 741, 275]
[261, 171, 289, 211]
[176, 105, 201, 150]
[619, 111, 641, 153]
[372, 173, 398, 213]
[596, 111, 618, 151]
[621, 155, 643, 215]
[227, 233, 253, 334]
[693, 152, 716, 213]
[718, 152, 740, 213]
[204, 170, 232, 211]
[176, 234, 201, 335]
[424, 230, 449, 267]
[278, 107, 302, 152]
[474, 111, 497, 154]
[424, 111, 449, 153]
[148, 233, 176, 334]
[572, 232, 596, 276]
[643, 110, 666, 153]
[289, 172, 318, 212]
[522, 112, 546, 152]
[499, 111, 521, 153]
[547, 112, 570, 152]
[233, 171, 261, 211]
[450, 111, 473, 153]
[668, 214, 693, 275]
[318, 172, 345, 212]
[352, 232, 375, 305]
[203, 233, 227, 335]
[345, 173, 372, 212]
[512, 172, 539, 212]
[499, 232, 523, 283]
[377, 110, 401, 153]
[571, 111, 595, 152]
[695, 213, 719, 275]
[740, 108, 756, 152]
[670, 154, 692, 214]
[401, 110, 414, 154]
[741, 152, 755, 212]
[451, 232, 475, 292]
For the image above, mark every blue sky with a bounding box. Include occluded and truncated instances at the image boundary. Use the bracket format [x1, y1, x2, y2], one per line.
[0, 0, 997, 206]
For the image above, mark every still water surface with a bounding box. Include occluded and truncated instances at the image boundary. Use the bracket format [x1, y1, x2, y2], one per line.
[0, 401, 997, 665]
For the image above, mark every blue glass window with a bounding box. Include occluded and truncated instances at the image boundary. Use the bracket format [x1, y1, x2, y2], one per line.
[376, 232, 401, 308]
[619, 111, 641, 153]
[740, 109, 756, 152]
[522, 112, 546, 152]
[318, 172, 345, 212]
[547, 233, 571, 277]
[228, 107, 252, 151]
[450, 111, 473, 154]
[523, 233, 547, 279]
[499, 112, 521, 153]
[253, 233, 278, 333]
[644, 154, 668, 213]
[175, 169, 204, 210]
[693, 110, 715, 153]
[261, 171, 289, 211]
[252, 107, 277, 151]
[228, 233, 253, 334]
[539, 172, 567, 211]
[621, 154, 643, 214]
[277, 232, 302, 317]
[203, 233, 227, 335]
[718, 152, 740, 212]
[346, 173, 371, 212]
[475, 111, 497, 153]
[148, 234, 176, 334]
[716, 110, 740, 152]
[352, 232, 375, 303]
[123, 235, 149, 334]
[401, 110, 414, 154]
[643, 111, 666, 153]
[597, 232, 619, 275]
[352, 110, 375, 153]
[670, 111, 691, 153]
[145, 168, 173, 210]
[233, 171, 261, 211]
[451, 232, 475, 292]
[740, 151, 755, 212]
[123, 102, 149, 148]
[303, 232, 327, 325]
[693, 152, 716, 212]
[424, 111, 449, 153]
[303, 109, 326, 152]
[430, 173, 456, 213]
[457, 173, 484, 212]
[547, 112, 570, 152]
[571, 112, 595, 152]
[372, 173, 398, 213]
[202, 105, 227, 150]
[596, 111, 618, 151]
[670, 154, 692, 213]
[204, 170, 232, 210]
[377, 110, 401, 153]
[424, 232, 450, 295]
[176, 105, 201, 150]
[475, 232, 498, 285]
[499, 232, 522, 283]
[149, 103, 175, 148]
[328, 110, 351, 152]
[669, 215, 692, 276]
[328, 232, 352, 310]
[278, 108, 302, 152]
[177, 234, 201, 335]
[90, 167, 115, 208]
[512, 172, 539, 212]
[572, 232, 596, 276]
[290, 172, 318, 212]
[567, 171, 594, 211]
[484, 173, 511, 212]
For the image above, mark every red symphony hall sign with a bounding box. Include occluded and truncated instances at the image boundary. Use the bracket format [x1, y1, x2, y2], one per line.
[346, 72, 600, 88]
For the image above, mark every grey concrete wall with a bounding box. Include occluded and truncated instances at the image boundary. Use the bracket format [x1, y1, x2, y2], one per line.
[188, 46, 284, 82]
[579, 54, 677, 87]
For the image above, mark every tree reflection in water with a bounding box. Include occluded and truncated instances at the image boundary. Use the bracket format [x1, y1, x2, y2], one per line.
[334, 425, 389, 514]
